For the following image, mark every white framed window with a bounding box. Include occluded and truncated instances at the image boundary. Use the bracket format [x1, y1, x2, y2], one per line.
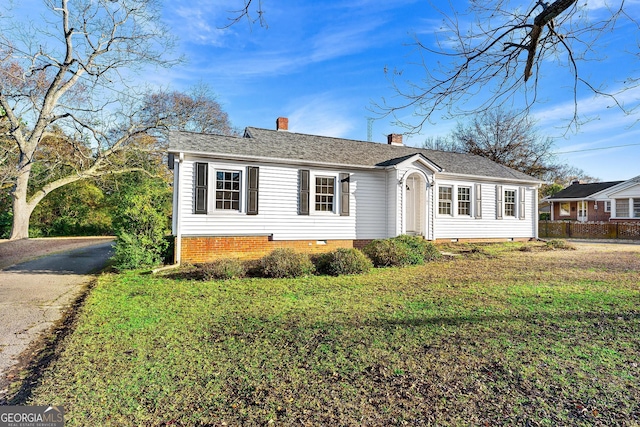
[438, 186, 453, 215]
[315, 176, 335, 212]
[458, 186, 471, 216]
[604, 201, 611, 212]
[504, 189, 516, 217]
[634, 199, 640, 218]
[215, 170, 241, 211]
[559, 202, 570, 217]
[616, 199, 629, 217]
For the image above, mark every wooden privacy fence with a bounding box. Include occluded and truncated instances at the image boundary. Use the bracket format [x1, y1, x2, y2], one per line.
[539, 221, 640, 240]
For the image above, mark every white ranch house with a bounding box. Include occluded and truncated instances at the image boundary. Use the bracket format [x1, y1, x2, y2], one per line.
[168, 117, 541, 263]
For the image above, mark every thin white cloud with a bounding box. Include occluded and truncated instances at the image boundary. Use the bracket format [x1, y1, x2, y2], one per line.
[534, 85, 640, 127]
[166, 0, 240, 47]
[310, 18, 386, 62]
[286, 93, 356, 138]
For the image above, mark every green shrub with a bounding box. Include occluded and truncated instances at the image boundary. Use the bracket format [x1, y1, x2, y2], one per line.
[315, 248, 373, 276]
[545, 239, 576, 250]
[363, 235, 441, 267]
[363, 238, 412, 267]
[196, 258, 246, 280]
[111, 177, 171, 271]
[392, 235, 441, 262]
[261, 248, 315, 278]
[112, 232, 165, 270]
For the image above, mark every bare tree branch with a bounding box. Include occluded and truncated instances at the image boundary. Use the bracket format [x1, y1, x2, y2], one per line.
[376, 0, 639, 133]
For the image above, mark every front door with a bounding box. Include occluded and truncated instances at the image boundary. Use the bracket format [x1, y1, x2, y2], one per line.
[405, 174, 424, 235]
[577, 200, 588, 222]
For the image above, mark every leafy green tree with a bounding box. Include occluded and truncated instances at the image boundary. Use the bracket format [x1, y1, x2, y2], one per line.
[111, 175, 172, 270]
[29, 180, 111, 237]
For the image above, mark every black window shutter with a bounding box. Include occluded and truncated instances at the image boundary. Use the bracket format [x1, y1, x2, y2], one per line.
[339, 173, 350, 216]
[299, 169, 310, 215]
[194, 162, 208, 214]
[247, 166, 259, 215]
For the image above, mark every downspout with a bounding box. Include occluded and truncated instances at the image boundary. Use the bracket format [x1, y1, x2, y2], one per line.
[385, 171, 389, 237]
[175, 152, 184, 265]
[534, 186, 539, 239]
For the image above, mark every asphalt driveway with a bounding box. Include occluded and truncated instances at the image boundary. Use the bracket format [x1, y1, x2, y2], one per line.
[0, 241, 113, 398]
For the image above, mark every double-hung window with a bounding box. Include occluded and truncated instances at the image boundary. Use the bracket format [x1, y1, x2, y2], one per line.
[604, 201, 611, 212]
[216, 170, 241, 211]
[616, 199, 629, 217]
[457, 186, 471, 216]
[315, 176, 335, 212]
[634, 199, 640, 218]
[438, 186, 452, 215]
[504, 189, 516, 217]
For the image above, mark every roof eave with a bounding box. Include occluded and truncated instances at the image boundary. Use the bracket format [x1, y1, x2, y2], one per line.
[168, 148, 380, 170]
[383, 154, 443, 173]
[437, 171, 542, 185]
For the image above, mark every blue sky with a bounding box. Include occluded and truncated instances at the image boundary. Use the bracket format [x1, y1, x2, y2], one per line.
[6, 0, 640, 181]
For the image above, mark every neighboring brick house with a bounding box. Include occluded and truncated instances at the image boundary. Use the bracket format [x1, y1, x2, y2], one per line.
[168, 117, 542, 263]
[544, 177, 640, 222]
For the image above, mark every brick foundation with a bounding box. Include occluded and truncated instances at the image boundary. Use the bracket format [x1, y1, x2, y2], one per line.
[179, 235, 361, 263]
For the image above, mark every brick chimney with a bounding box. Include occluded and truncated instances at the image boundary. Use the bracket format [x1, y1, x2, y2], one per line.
[276, 117, 288, 131]
[387, 133, 403, 146]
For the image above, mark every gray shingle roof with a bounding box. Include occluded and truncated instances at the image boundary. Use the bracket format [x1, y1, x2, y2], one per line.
[548, 181, 624, 199]
[168, 127, 540, 182]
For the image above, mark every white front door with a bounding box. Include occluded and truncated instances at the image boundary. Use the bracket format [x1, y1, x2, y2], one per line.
[577, 200, 588, 222]
[405, 174, 425, 235]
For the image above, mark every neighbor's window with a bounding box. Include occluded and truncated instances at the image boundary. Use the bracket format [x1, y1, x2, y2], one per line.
[634, 199, 640, 218]
[559, 202, 570, 216]
[604, 201, 611, 212]
[615, 199, 629, 217]
[215, 170, 241, 211]
[438, 186, 452, 215]
[504, 190, 516, 217]
[458, 186, 471, 216]
[315, 176, 335, 212]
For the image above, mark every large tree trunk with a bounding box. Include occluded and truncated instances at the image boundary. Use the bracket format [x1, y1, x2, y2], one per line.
[9, 166, 34, 240]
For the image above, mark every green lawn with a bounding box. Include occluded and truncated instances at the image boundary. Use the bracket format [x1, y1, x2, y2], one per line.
[17, 242, 640, 426]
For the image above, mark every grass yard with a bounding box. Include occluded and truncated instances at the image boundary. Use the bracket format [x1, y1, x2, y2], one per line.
[14, 242, 640, 426]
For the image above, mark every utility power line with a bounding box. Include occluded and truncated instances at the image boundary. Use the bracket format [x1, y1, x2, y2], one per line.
[553, 142, 640, 155]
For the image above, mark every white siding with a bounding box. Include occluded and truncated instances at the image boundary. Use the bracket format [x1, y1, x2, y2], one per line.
[433, 178, 536, 239]
[175, 155, 538, 242]
[178, 157, 388, 241]
[352, 171, 388, 239]
[606, 183, 640, 199]
[387, 168, 400, 237]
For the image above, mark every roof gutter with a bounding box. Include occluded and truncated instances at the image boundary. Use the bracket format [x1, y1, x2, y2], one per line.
[437, 171, 542, 185]
[167, 149, 379, 171]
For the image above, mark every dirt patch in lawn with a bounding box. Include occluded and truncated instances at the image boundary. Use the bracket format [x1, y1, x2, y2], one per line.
[0, 237, 114, 270]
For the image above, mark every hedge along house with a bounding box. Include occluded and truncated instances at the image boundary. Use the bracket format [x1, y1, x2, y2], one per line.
[168, 117, 542, 264]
